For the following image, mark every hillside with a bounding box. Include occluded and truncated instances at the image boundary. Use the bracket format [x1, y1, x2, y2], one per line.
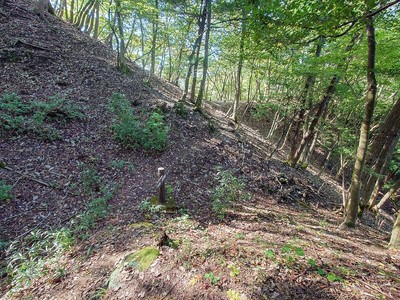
[1, 1, 399, 299]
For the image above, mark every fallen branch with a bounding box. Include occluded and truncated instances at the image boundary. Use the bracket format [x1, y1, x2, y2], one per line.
[13, 39, 50, 51]
[2, 163, 50, 187]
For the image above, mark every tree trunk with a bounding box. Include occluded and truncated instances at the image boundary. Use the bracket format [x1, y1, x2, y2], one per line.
[196, 0, 211, 110]
[93, 1, 100, 39]
[231, 16, 245, 122]
[360, 97, 400, 210]
[388, 211, 400, 250]
[373, 178, 400, 212]
[342, 17, 377, 228]
[368, 165, 400, 208]
[150, 0, 159, 77]
[290, 76, 338, 167]
[181, 1, 206, 102]
[288, 37, 323, 164]
[115, 0, 126, 69]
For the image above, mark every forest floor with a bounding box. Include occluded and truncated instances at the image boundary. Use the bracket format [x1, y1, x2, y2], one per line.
[0, 1, 399, 299]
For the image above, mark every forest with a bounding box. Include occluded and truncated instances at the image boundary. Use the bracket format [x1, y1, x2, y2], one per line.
[0, 0, 399, 299]
[48, 0, 400, 229]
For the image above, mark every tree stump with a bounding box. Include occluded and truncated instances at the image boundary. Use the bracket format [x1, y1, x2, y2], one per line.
[157, 167, 166, 204]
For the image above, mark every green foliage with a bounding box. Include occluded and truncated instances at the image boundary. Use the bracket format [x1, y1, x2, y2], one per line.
[138, 199, 163, 214]
[142, 112, 169, 150]
[0, 180, 13, 201]
[80, 165, 101, 194]
[251, 102, 281, 121]
[0, 92, 83, 141]
[228, 264, 240, 277]
[109, 93, 169, 151]
[204, 272, 220, 285]
[327, 272, 344, 282]
[5, 228, 73, 292]
[264, 249, 276, 260]
[174, 101, 189, 118]
[73, 191, 113, 237]
[110, 159, 135, 171]
[308, 258, 316, 267]
[210, 167, 248, 219]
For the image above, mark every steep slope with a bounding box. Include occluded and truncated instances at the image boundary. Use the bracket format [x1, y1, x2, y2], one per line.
[1, 1, 399, 300]
[0, 0, 182, 240]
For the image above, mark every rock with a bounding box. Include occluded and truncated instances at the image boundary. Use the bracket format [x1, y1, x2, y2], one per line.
[108, 246, 160, 289]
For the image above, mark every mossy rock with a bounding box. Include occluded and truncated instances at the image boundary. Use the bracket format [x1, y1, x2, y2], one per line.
[129, 222, 155, 229]
[108, 246, 159, 289]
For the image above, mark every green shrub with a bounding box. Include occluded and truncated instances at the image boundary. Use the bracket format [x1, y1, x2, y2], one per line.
[0, 93, 31, 132]
[174, 101, 188, 118]
[142, 112, 169, 150]
[0, 180, 13, 200]
[210, 167, 248, 219]
[204, 272, 220, 285]
[0, 92, 83, 140]
[74, 194, 110, 235]
[109, 93, 169, 151]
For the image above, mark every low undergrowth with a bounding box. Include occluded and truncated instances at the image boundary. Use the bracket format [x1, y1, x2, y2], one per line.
[1, 162, 115, 295]
[0, 180, 13, 201]
[109, 93, 169, 151]
[0, 93, 84, 141]
[210, 167, 250, 219]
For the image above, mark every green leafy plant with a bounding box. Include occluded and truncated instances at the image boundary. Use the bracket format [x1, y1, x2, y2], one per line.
[265, 249, 276, 260]
[210, 167, 248, 219]
[138, 199, 163, 214]
[174, 101, 188, 118]
[326, 272, 344, 282]
[0, 180, 13, 200]
[73, 191, 113, 237]
[80, 165, 101, 194]
[5, 228, 73, 292]
[110, 159, 134, 171]
[204, 272, 220, 285]
[109, 93, 169, 151]
[0, 92, 83, 140]
[142, 112, 169, 150]
[228, 264, 240, 277]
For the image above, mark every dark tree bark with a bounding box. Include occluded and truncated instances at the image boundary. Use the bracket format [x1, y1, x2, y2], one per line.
[196, 0, 211, 110]
[181, 1, 207, 102]
[150, 0, 159, 77]
[288, 37, 323, 164]
[290, 76, 339, 167]
[360, 97, 400, 211]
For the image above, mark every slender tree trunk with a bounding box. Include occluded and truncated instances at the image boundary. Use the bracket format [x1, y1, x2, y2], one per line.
[150, 0, 159, 77]
[288, 37, 323, 164]
[139, 18, 146, 69]
[389, 211, 400, 250]
[342, 17, 377, 228]
[373, 178, 400, 213]
[360, 97, 400, 210]
[368, 165, 400, 208]
[182, 0, 206, 102]
[69, 0, 74, 23]
[93, 1, 100, 39]
[290, 76, 338, 167]
[231, 16, 245, 122]
[196, 0, 211, 110]
[115, 0, 126, 69]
